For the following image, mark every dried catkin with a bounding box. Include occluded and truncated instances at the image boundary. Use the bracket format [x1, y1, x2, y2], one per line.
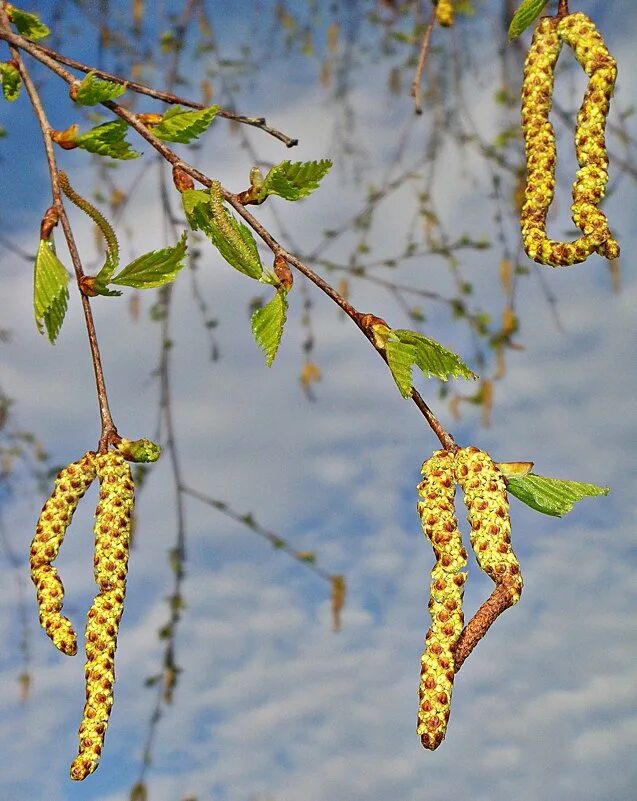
[30, 452, 96, 656]
[435, 0, 454, 28]
[416, 450, 467, 750]
[70, 451, 134, 782]
[455, 447, 522, 605]
[520, 14, 619, 266]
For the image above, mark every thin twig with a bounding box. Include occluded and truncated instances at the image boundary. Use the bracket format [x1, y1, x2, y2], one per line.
[453, 583, 516, 671]
[5, 35, 298, 147]
[10, 42, 455, 451]
[0, 232, 35, 262]
[181, 485, 334, 583]
[0, 10, 117, 451]
[410, 9, 437, 115]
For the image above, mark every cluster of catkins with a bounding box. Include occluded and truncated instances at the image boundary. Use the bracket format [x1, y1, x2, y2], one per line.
[416, 447, 522, 748]
[30, 448, 135, 780]
[521, 12, 619, 266]
[435, 0, 454, 28]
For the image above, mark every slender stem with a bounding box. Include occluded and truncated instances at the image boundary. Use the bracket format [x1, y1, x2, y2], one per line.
[0, 31, 298, 147]
[557, 0, 569, 18]
[410, 8, 437, 115]
[182, 485, 334, 582]
[7, 31, 455, 449]
[453, 583, 517, 671]
[0, 11, 117, 450]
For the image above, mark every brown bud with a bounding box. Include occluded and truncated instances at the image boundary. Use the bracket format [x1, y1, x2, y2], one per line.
[79, 276, 99, 297]
[172, 166, 195, 193]
[40, 206, 59, 240]
[51, 124, 80, 150]
[274, 253, 293, 291]
[135, 112, 163, 126]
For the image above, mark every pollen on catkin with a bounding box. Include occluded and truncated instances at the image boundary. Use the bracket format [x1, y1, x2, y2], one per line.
[455, 447, 522, 605]
[520, 14, 619, 266]
[435, 0, 454, 28]
[70, 451, 134, 782]
[416, 450, 467, 750]
[30, 451, 97, 656]
[558, 13, 619, 260]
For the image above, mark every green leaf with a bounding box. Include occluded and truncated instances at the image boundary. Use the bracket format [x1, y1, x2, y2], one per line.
[110, 233, 188, 289]
[153, 105, 220, 144]
[386, 339, 416, 398]
[199, 182, 263, 279]
[181, 189, 210, 226]
[506, 473, 610, 517]
[0, 63, 22, 102]
[73, 71, 126, 105]
[393, 329, 476, 381]
[9, 7, 50, 40]
[508, 0, 549, 40]
[34, 239, 70, 343]
[260, 159, 332, 201]
[251, 290, 288, 366]
[75, 120, 140, 160]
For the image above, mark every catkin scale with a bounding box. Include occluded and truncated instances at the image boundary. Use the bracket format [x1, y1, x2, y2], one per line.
[416, 450, 467, 750]
[70, 451, 134, 782]
[30, 452, 96, 656]
[520, 14, 619, 266]
[455, 447, 522, 605]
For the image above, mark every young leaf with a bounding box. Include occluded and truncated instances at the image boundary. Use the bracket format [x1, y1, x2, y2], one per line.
[251, 289, 288, 366]
[73, 71, 127, 105]
[0, 63, 22, 102]
[75, 120, 140, 160]
[386, 339, 416, 398]
[260, 159, 332, 201]
[205, 181, 263, 279]
[393, 329, 476, 381]
[508, 0, 549, 40]
[9, 6, 50, 40]
[34, 239, 70, 343]
[110, 233, 188, 289]
[152, 105, 220, 144]
[506, 473, 610, 517]
[181, 189, 211, 227]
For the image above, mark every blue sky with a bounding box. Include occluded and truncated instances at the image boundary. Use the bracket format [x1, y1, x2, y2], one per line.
[1, 2, 636, 800]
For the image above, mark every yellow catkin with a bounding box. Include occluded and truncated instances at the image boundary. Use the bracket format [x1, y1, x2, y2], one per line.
[30, 452, 97, 656]
[454, 447, 522, 605]
[559, 13, 619, 260]
[520, 15, 619, 266]
[435, 0, 454, 28]
[416, 450, 467, 750]
[70, 451, 134, 782]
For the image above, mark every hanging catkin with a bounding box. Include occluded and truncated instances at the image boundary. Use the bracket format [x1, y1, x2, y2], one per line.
[558, 12, 619, 260]
[520, 14, 619, 266]
[70, 451, 134, 781]
[455, 447, 522, 605]
[30, 452, 97, 656]
[416, 450, 467, 750]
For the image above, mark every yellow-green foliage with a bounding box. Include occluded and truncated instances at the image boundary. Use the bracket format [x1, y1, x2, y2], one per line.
[417, 450, 467, 750]
[30, 452, 97, 656]
[70, 451, 134, 781]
